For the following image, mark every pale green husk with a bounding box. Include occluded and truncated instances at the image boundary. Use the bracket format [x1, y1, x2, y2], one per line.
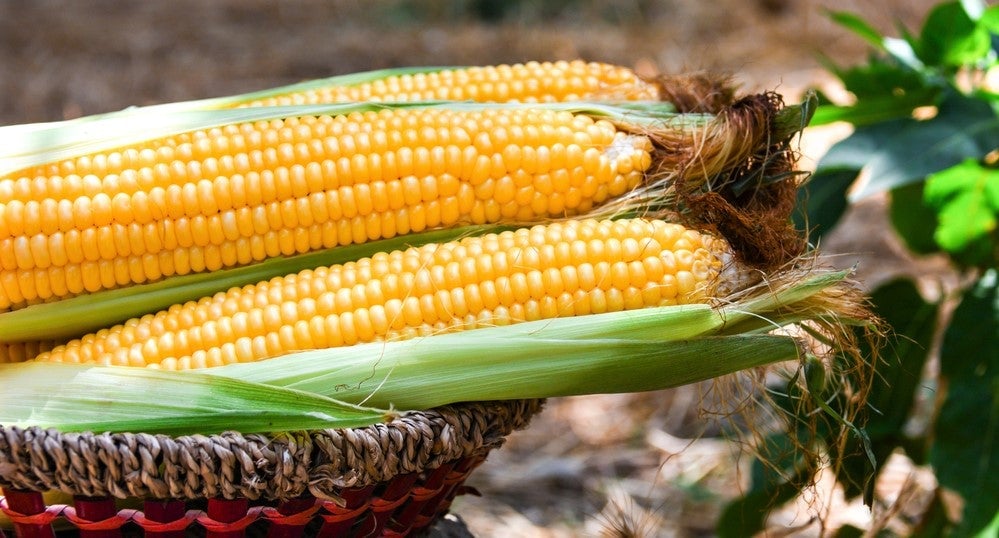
[0, 361, 391, 435]
[0, 270, 859, 435]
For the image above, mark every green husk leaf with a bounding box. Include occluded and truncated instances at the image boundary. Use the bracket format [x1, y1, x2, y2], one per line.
[216, 269, 857, 410]
[0, 268, 861, 435]
[225, 333, 799, 411]
[0, 224, 511, 342]
[0, 362, 391, 435]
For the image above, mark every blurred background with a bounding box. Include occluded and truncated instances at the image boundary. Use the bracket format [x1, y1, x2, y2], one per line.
[0, 1, 945, 536]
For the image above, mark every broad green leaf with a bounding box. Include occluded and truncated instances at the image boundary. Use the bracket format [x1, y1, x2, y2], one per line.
[809, 89, 939, 127]
[890, 182, 942, 255]
[924, 159, 999, 261]
[835, 62, 932, 101]
[826, 10, 924, 70]
[809, 58, 938, 127]
[918, 2, 993, 67]
[829, 11, 888, 50]
[805, 115, 909, 238]
[834, 279, 940, 498]
[849, 93, 999, 199]
[981, 6, 999, 32]
[815, 119, 902, 172]
[931, 270, 999, 537]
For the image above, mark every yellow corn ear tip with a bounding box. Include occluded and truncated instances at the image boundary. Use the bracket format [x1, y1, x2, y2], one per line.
[33, 218, 742, 370]
[240, 60, 660, 107]
[0, 107, 654, 309]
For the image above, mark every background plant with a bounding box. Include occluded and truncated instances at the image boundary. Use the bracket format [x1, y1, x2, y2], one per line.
[721, 1, 999, 536]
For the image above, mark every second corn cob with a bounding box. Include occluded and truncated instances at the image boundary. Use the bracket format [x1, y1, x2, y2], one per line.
[33, 218, 748, 370]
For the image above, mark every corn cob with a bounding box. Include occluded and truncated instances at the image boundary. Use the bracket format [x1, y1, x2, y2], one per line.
[0, 106, 652, 310]
[238, 61, 659, 107]
[33, 218, 747, 370]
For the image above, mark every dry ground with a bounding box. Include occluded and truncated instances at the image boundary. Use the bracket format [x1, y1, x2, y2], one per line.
[0, 1, 947, 536]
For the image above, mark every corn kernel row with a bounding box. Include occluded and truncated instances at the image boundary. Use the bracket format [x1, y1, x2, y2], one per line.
[35, 218, 734, 370]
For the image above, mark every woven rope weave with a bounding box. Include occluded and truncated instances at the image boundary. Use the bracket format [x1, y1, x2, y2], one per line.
[0, 399, 542, 502]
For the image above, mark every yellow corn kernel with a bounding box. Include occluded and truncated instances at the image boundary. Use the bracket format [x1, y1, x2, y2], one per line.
[0, 340, 58, 363]
[241, 60, 659, 107]
[34, 218, 744, 369]
[0, 107, 652, 309]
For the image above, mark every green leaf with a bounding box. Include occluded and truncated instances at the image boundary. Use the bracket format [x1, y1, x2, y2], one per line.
[809, 56, 939, 128]
[923, 159, 999, 262]
[816, 119, 904, 172]
[834, 279, 940, 498]
[826, 10, 924, 70]
[918, 1, 993, 67]
[809, 88, 939, 127]
[890, 182, 942, 255]
[931, 270, 999, 537]
[980, 6, 999, 33]
[866, 281, 939, 432]
[849, 93, 999, 199]
[829, 11, 888, 50]
[836, 61, 932, 101]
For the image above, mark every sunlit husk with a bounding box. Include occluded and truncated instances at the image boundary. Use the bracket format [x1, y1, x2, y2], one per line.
[0, 268, 872, 435]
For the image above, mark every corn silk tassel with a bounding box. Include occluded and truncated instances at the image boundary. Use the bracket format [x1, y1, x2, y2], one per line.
[0, 76, 876, 450]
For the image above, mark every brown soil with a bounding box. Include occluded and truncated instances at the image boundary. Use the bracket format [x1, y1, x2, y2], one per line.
[0, 1, 946, 536]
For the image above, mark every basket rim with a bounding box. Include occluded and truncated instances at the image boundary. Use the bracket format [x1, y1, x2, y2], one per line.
[0, 399, 543, 501]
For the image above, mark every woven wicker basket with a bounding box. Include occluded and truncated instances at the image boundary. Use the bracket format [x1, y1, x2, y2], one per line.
[0, 399, 542, 537]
